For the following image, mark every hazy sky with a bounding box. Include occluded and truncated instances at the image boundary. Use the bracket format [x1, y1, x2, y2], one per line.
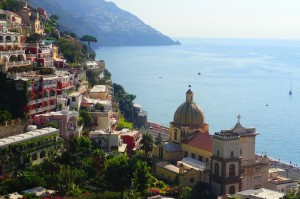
[108, 0, 300, 39]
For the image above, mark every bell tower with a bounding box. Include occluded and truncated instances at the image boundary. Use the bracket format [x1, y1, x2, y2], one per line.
[210, 131, 242, 196]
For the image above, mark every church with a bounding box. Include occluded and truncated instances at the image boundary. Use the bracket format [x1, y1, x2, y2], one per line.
[152, 88, 269, 196]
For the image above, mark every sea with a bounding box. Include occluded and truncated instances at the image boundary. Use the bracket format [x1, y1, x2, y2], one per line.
[95, 38, 300, 165]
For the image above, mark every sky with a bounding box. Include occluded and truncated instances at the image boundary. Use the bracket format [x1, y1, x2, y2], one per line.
[108, 0, 300, 39]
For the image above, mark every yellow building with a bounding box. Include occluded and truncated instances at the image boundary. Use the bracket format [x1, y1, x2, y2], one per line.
[153, 88, 212, 164]
[153, 88, 269, 193]
[153, 88, 212, 185]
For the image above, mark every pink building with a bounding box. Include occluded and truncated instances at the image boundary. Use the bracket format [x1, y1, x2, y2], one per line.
[34, 109, 82, 140]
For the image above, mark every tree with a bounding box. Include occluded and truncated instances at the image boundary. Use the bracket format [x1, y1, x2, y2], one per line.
[104, 155, 131, 199]
[113, 83, 137, 122]
[95, 103, 104, 112]
[132, 160, 151, 196]
[1, 0, 23, 12]
[92, 149, 106, 199]
[282, 184, 300, 199]
[79, 110, 93, 130]
[0, 110, 12, 123]
[140, 132, 154, 157]
[155, 133, 163, 145]
[26, 33, 44, 42]
[80, 35, 97, 51]
[46, 121, 59, 129]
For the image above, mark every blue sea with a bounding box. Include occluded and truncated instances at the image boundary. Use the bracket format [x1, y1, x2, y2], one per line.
[95, 38, 300, 165]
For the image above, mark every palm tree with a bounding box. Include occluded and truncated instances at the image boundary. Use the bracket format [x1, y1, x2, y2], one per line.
[92, 149, 106, 199]
[140, 132, 154, 157]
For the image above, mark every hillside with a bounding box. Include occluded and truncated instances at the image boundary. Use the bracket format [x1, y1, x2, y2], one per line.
[28, 0, 180, 46]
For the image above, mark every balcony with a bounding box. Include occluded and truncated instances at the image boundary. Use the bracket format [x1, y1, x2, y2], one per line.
[36, 108, 43, 113]
[26, 54, 37, 59]
[6, 60, 31, 67]
[28, 109, 36, 115]
[50, 96, 56, 100]
[28, 100, 36, 105]
[37, 98, 43, 103]
[43, 84, 56, 89]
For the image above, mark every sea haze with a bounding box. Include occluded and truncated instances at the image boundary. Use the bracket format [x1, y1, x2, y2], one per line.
[95, 38, 300, 165]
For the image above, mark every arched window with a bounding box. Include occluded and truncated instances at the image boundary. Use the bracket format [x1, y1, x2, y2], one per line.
[217, 150, 219, 157]
[32, 153, 37, 161]
[40, 151, 46, 159]
[230, 151, 234, 157]
[214, 162, 219, 176]
[229, 185, 235, 194]
[229, 164, 235, 177]
[174, 131, 177, 141]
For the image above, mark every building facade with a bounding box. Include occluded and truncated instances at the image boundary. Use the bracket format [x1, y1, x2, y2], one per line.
[0, 127, 62, 179]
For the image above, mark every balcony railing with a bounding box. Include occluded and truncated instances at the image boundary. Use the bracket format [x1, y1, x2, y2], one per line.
[50, 96, 56, 100]
[28, 109, 36, 115]
[6, 60, 31, 67]
[0, 50, 25, 55]
[43, 84, 56, 89]
[28, 100, 36, 105]
[36, 108, 43, 113]
[26, 54, 37, 58]
[37, 98, 43, 103]
[0, 41, 20, 46]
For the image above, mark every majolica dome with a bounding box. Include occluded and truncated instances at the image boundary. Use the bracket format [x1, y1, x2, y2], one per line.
[173, 89, 205, 126]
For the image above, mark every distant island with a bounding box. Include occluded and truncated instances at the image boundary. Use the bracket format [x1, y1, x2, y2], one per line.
[29, 0, 180, 47]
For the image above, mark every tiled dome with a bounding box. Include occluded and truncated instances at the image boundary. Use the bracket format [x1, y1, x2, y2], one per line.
[173, 89, 205, 126]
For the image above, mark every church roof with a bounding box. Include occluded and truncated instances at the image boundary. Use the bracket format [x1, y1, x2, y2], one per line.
[178, 157, 207, 171]
[173, 89, 205, 126]
[182, 133, 212, 152]
[164, 142, 182, 152]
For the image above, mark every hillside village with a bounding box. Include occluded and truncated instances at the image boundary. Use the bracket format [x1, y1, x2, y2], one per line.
[0, 1, 300, 199]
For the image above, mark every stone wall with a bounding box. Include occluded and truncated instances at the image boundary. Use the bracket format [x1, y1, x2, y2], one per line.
[0, 119, 24, 139]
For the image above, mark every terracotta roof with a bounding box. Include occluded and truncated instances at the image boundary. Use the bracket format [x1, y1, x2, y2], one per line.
[182, 133, 212, 152]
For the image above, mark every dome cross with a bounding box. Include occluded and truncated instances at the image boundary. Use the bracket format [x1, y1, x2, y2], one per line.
[237, 114, 241, 123]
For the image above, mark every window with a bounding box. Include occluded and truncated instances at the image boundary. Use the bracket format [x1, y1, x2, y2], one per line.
[217, 150, 219, 157]
[198, 156, 203, 161]
[240, 149, 242, 155]
[214, 162, 219, 176]
[191, 153, 195, 159]
[32, 153, 37, 161]
[159, 147, 163, 158]
[241, 169, 245, 174]
[190, 178, 195, 183]
[255, 166, 261, 173]
[174, 131, 177, 141]
[40, 151, 46, 159]
[72, 97, 76, 102]
[230, 151, 234, 157]
[229, 185, 235, 194]
[184, 151, 188, 157]
[229, 164, 236, 177]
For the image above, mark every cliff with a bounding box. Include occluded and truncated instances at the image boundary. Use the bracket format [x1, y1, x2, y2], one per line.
[28, 0, 180, 46]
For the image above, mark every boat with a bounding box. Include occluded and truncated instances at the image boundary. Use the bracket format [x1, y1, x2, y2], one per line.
[289, 82, 293, 96]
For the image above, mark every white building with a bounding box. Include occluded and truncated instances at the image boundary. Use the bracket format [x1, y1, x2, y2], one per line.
[89, 130, 127, 153]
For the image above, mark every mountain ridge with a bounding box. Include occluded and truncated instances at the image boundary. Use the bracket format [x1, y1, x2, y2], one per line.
[28, 0, 180, 46]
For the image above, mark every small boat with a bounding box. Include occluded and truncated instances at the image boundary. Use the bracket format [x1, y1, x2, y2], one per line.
[198, 72, 201, 75]
[289, 82, 293, 95]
